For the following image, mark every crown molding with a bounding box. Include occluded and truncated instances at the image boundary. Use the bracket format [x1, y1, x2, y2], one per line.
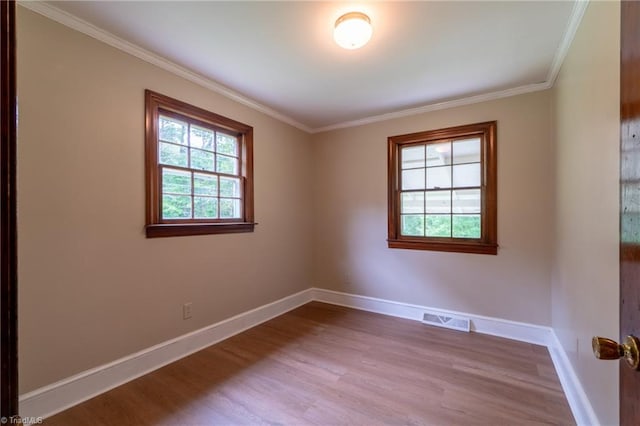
[19, 0, 588, 135]
[310, 82, 552, 133]
[18, 1, 314, 134]
[545, 0, 589, 86]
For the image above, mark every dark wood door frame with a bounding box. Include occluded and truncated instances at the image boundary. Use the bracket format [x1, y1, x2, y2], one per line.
[0, 0, 19, 419]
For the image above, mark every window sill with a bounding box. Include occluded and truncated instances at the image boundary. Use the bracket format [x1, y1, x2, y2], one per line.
[387, 239, 498, 255]
[146, 222, 256, 238]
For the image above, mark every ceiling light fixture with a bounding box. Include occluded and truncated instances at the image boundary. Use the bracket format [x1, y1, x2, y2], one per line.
[333, 12, 372, 50]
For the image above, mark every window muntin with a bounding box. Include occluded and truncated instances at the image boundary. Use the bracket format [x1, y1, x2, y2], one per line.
[399, 137, 482, 239]
[158, 114, 242, 221]
[388, 121, 497, 254]
[145, 90, 254, 238]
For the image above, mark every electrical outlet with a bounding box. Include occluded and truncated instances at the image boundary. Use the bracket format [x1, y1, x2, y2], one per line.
[183, 302, 192, 320]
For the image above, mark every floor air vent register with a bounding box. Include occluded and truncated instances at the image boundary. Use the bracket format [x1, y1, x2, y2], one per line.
[421, 311, 471, 332]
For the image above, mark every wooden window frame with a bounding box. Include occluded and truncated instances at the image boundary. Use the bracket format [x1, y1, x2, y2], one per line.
[387, 121, 497, 255]
[145, 90, 255, 238]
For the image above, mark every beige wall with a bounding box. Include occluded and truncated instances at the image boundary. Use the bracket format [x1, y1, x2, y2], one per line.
[17, 8, 313, 392]
[312, 90, 554, 325]
[551, 2, 620, 425]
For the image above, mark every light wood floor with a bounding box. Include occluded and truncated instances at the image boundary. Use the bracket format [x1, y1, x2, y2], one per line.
[45, 302, 575, 425]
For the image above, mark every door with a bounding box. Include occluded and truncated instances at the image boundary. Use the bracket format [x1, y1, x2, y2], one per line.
[0, 0, 18, 420]
[594, 2, 640, 424]
[620, 1, 640, 423]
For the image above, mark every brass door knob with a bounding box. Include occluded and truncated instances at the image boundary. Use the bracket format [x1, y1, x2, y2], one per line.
[592, 335, 640, 370]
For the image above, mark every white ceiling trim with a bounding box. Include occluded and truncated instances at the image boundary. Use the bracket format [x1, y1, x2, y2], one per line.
[18, 0, 314, 133]
[311, 82, 551, 133]
[545, 0, 589, 86]
[19, 0, 589, 135]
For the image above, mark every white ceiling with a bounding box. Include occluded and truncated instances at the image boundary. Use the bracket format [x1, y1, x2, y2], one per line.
[32, 1, 581, 132]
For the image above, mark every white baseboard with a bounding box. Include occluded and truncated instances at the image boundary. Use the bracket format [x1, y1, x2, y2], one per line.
[19, 288, 314, 419]
[20, 286, 596, 426]
[547, 331, 600, 426]
[311, 288, 552, 345]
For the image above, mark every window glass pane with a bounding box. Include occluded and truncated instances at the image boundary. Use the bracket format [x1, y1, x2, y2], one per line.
[426, 166, 451, 189]
[401, 145, 425, 169]
[402, 168, 425, 190]
[452, 215, 481, 238]
[426, 142, 452, 167]
[217, 154, 239, 175]
[220, 176, 241, 198]
[217, 133, 238, 157]
[401, 215, 424, 236]
[159, 116, 188, 145]
[220, 198, 241, 218]
[452, 138, 480, 164]
[194, 196, 218, 219]
[190, 125, 214, 151]
[452, 163, 481, 187]
[162, 194, 191, 219]
[159, 142, 188, 167]
[401, 192, 424, 214]
[194, 173, 217, 196]
[452, 189, 480, 213]
[425, 190, 451, 213]
[190, 148, 215, 172]
[162, 168, 191, 194]
[425, 215, 451, 237]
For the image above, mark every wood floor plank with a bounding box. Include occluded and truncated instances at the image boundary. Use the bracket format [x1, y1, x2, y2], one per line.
[44, 302, 575, 425]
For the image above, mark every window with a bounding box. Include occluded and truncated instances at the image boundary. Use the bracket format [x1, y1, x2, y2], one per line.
[145, 90, 254, 238]
[387, 121, 497, 254]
